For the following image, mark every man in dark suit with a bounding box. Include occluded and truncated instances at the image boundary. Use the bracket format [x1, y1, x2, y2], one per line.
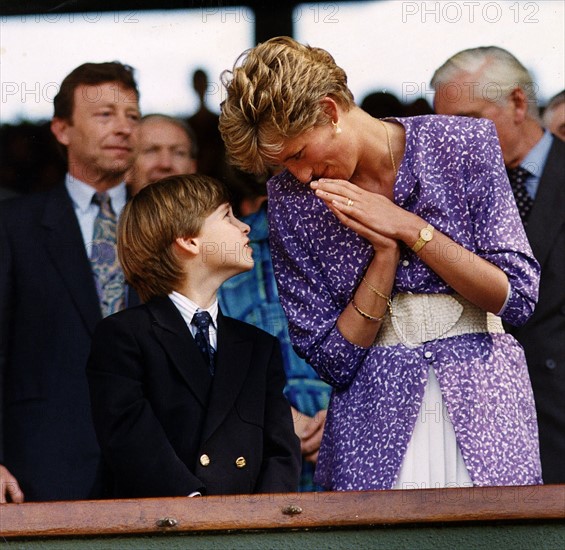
[0, 62, 141, 502]
[87, 174, 300, 497]
[432, 46, 565, 483]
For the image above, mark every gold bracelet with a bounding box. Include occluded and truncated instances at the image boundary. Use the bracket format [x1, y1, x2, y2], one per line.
[361, 277, 393, 315]
[351, 300, 386, 322]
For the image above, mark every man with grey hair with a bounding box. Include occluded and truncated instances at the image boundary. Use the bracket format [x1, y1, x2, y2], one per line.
[127, 114, 198, 195]
[432, 46, 565, 484]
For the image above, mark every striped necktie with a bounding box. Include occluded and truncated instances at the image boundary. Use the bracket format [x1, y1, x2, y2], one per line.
[90, 192, 125, 317]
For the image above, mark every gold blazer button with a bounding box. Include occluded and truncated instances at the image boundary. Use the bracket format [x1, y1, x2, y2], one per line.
[199, 454, 211, 467]
[235, 456, 246, 468]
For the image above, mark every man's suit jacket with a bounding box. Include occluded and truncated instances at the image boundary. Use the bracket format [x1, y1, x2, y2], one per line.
[86, 296, 301, 497]
[0, 185, 138, 501]
[506, 136, 565, 483]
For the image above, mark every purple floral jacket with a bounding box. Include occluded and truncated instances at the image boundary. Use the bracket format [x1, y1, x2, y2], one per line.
[268, 115, 542, 490]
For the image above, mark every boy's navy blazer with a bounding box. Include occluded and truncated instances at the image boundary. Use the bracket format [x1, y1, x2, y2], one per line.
[87, 295, 301, 497]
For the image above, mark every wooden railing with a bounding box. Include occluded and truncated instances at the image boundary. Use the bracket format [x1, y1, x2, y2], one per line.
[1, 485, 563, 539]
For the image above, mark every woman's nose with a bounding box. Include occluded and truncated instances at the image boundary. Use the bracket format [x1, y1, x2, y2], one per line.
[291, 165, 313, 184]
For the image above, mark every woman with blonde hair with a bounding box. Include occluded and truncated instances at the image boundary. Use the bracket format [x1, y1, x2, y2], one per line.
[219, 36, 542, 491]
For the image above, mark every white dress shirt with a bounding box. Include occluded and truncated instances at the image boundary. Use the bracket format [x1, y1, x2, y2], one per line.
[168, 291, 218, 350]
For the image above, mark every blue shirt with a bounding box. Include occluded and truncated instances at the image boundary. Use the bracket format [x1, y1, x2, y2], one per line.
[521, 130, 553, 200]
[65, 174, 127, 255]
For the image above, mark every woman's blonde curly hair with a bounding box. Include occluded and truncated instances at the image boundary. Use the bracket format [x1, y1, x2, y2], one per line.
[219, 36, 354, 175]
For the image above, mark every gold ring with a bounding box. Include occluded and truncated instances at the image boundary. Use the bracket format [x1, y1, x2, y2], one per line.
[346, 198, 354, 207]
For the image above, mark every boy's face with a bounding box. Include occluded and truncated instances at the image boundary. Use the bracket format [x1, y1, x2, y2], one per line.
[198, 203, 254, 277]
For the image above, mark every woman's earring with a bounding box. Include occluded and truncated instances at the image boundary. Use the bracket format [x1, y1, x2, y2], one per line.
[332, 120, 342, 135]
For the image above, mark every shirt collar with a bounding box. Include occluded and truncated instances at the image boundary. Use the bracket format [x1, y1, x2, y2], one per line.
[168, 291, 218, 328]
[65, 173, 127, 215]
[521, 130, 553, 178]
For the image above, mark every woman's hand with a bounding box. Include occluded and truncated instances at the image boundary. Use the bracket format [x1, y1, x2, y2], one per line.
[311, 178, 403, 251]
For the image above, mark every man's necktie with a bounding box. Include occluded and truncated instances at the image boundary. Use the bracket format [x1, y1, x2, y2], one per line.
[191, 311, 216, 375]
[90, 192, 125, 317]
[506, 166, 534, 226]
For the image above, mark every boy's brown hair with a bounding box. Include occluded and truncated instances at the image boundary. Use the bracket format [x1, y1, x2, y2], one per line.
[118, 173, 230, 302]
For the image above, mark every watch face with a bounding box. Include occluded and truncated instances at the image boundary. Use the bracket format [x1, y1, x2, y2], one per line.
[421, 228, 433, 241]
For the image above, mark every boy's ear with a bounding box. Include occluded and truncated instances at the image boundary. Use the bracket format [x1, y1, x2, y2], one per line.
[174, 236, 199, 256]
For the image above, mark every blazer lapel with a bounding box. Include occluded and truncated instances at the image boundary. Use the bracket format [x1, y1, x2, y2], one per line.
[526, 138, 565, 268]
[147, 296, 212, 407]
[202, 311, 253, 440]
[42, 186, 101, 335]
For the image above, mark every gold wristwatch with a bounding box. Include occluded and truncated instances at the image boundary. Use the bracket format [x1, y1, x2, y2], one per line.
[411, 223, 434, 253]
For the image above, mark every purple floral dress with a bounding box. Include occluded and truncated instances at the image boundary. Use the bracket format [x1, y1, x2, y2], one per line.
[267, 115, 542, 490]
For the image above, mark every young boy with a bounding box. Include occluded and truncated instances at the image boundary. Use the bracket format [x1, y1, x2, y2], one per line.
[87, 174, 300, 497]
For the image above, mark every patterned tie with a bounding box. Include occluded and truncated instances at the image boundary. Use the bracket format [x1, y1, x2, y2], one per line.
[191, 311, 216, 375]
[90, 192, 125, 317]
[506, 166, 534, 226]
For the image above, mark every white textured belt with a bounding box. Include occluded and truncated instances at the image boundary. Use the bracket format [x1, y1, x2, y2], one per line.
[373, 293, 504, 348]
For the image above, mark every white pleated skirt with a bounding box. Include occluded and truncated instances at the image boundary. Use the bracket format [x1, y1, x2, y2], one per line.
[393, 367, 472, 489]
